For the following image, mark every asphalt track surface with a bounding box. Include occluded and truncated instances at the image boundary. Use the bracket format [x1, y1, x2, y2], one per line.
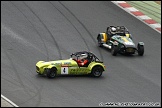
[1, 1, 161, 107]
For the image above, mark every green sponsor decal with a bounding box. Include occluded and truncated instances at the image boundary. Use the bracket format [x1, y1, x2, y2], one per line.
[64, 62, 71, 65]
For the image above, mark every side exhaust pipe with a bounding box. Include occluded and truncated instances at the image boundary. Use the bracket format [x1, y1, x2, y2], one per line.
[103, 44, 111, 49]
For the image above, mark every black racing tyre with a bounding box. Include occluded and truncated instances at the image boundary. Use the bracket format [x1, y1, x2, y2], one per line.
[98, 40, 102, 47]
[97, 35, 103, 47]
[46, 68, 57, 78]
[91, 66, 103, 77]
[37, 72, 42, 75]
[138, 45, 144, 56]
[111, 45, 118, 56]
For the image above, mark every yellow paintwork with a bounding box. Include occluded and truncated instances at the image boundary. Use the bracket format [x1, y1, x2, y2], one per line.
[121, 37, 129, 42]
[125, 34, 130, 38]
[101, 33, 107, 42]
[36, 59, 105, 75]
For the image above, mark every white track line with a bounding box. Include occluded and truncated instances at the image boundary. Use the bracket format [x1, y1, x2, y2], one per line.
[1, 94, 19, 107]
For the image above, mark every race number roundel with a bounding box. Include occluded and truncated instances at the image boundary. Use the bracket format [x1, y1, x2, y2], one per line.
[61, 67, 68, 74]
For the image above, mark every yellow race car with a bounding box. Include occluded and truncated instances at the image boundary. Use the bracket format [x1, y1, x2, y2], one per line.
[36, 51, 106, 78]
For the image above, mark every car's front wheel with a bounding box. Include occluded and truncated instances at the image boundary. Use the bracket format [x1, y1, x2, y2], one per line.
[111, 45, 118, 56]
[138, 44, 144, 56]
[91, 66, 103, 77]
[46, 68, 57, 78]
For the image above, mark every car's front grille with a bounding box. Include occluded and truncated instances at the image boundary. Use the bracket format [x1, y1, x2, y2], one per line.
[126, 48, 135, 52]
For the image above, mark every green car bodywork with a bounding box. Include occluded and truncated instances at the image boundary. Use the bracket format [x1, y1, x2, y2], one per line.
[97, 26, 144, 56]
[36, 51, 105, 78]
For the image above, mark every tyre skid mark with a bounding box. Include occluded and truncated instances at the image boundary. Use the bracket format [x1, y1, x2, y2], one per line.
[18, 74, 43, 107]
[10, 1, 49, 61]
[2, 3, 43, 104]
[23, 1, 62, 59]
[49, 1, 90, 51]
[58, 1, 103, 61]
[2, 42, 42, 107]
[3, 49, 33, 101]
[3, 45, 42, 107]
[1, 77, 21, 88]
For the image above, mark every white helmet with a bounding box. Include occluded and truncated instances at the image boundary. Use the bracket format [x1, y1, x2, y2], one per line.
[80, 53, 88, 59]
[111, 27, 116, 32]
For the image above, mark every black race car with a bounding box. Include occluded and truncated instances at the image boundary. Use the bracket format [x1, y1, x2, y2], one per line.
[97, 26, 144, 56]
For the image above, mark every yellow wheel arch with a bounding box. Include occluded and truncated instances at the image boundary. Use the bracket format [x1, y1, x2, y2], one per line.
[101, 33, 108, 42]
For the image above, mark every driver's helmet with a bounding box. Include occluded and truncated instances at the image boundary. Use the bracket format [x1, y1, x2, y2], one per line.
[80, 53, 88, 60]
[111, 27, 116, 34]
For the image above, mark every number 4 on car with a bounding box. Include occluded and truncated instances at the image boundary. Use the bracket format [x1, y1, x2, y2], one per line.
[36, 51, 106, 78]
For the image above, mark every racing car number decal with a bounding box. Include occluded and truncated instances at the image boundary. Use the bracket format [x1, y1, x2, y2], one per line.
[61, 67, 68, 74]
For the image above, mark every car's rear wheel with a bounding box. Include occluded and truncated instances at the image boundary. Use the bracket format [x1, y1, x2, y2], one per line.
[91, 66, 103, 77]
[47, 68, 57, 78]
[97, 35, 103, 47]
